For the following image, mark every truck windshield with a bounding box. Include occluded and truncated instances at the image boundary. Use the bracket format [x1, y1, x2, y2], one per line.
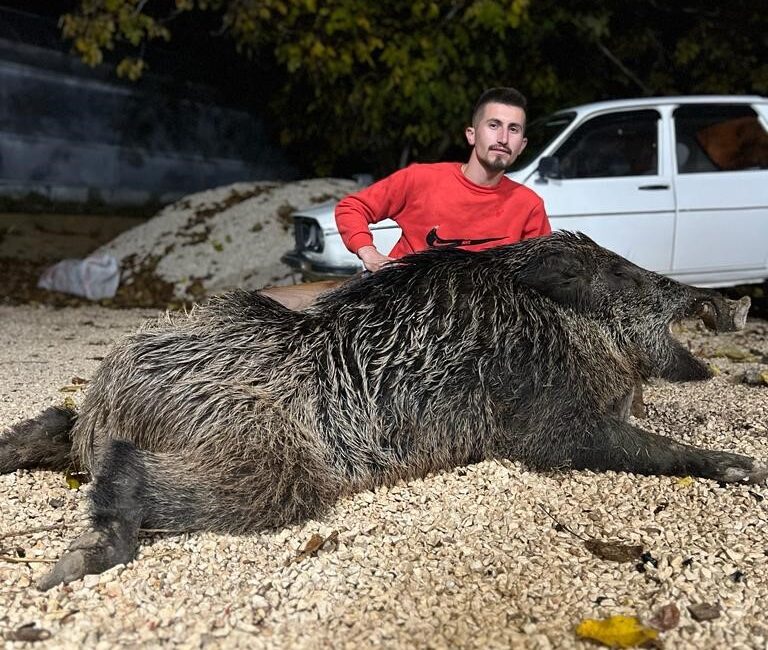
[510, 111, 576, 171]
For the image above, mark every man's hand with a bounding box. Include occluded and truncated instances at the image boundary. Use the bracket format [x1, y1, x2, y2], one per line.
[357, 246, 393, 272]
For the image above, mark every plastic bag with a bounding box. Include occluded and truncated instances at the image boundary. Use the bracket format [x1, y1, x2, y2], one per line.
[37, 254, 120, 300]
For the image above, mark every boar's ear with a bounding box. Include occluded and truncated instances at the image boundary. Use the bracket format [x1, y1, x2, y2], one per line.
[517, 252, 592, 307]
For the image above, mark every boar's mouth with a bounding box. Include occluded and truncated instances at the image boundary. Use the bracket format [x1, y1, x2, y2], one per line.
[690, 295, 751, 332]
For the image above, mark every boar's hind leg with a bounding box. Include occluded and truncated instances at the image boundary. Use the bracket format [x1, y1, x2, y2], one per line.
[569, 419, 768, 485]
[0, 406, 76, 473]
[38, 439, 211, 591]
[38, 426, 340, 590]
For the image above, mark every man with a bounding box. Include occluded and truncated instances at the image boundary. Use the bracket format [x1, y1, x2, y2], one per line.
[336, 87, 551, 272]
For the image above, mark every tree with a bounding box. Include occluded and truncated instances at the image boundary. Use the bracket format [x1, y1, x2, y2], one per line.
[60, 0, 768, 176]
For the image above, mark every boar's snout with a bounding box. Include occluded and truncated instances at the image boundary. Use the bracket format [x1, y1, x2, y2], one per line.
[695, 294, 750, 332]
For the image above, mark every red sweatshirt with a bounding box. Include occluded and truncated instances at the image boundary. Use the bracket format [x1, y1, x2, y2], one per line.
[335, 162, 551, 258]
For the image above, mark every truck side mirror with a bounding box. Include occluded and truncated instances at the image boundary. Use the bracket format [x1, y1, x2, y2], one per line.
[537, 155, 561, 180]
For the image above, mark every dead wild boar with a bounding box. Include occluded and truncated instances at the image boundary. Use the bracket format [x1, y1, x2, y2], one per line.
[1, 231, 763, 590]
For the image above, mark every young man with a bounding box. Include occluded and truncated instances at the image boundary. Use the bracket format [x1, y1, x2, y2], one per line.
[336, 87, 551, 272]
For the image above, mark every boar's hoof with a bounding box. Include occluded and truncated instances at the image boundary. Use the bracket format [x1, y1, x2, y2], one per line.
[37, 528, 134, 591]
[714, 456, 768, 485]
[697, 296, 750, 332]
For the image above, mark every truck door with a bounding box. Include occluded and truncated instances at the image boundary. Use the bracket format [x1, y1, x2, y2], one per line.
[671, 103, 768, 286]
[528, 109, 675, 272]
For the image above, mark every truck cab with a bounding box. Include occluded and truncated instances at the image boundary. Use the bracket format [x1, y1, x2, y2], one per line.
[283, 95, 768, 288]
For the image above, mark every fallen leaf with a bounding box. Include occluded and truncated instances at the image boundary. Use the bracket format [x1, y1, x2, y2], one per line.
[62, 396, 77, 411]
[5, 623, 52, 642]
[576, 615, 658, 648]
[286, 530, 340, 566]
[70, 376, 89, 385]
[650, 603, 680, 631]
[738, 369, 768, 386]
[709, 346, 756, 362]
[64, 470, 90, 490]
[59, 385, 79, 393]
[302, 533, 325, 555]
[688, 602, 721, 622]
[585, 540, 644, 563]
[676, 476, 694, 488]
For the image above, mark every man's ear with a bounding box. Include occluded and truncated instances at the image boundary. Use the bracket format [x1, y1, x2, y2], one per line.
[465, 126, 475, 146]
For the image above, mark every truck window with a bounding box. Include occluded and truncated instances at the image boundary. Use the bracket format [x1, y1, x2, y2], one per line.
[674, 104, 768, 173]
[509, 111, 576, 171]
[552, 110, 659, 179]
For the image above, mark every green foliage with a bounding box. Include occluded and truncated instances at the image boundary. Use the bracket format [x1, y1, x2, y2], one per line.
[60, 0, 768, 176]
[60, 0, 171, 67]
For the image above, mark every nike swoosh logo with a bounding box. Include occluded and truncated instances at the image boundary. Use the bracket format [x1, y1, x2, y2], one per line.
[426, 227, 506, 249]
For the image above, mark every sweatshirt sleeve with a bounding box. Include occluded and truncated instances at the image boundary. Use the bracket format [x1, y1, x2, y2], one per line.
[522, 197, 552, 239]
[335, 168, 411, 254]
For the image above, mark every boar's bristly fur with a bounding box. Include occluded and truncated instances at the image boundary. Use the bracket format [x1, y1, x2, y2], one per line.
[3, 231, 765, 590]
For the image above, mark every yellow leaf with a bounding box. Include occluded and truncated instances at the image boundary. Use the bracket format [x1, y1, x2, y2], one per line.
[676, 476, 694, 488]
[576, 615, 658, 648]
[66, 476, 81, 490]
[62, 396, 77, 411]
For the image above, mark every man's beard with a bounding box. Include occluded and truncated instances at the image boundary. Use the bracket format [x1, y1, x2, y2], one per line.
[482, 150, 510, 172]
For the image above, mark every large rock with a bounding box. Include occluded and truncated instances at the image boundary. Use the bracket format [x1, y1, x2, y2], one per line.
[94, 178, 357, 306]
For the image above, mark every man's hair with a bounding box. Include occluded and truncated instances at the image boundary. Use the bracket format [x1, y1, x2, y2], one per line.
[471, 87, 528, 127]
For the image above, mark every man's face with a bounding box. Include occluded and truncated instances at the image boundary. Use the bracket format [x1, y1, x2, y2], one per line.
[465, 102, 528, 172]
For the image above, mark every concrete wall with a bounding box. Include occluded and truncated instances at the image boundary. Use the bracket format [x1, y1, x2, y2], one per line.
[0, 36, 297, 210]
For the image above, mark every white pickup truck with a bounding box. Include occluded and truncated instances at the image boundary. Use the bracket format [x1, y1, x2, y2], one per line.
[282, 95, 768, 288]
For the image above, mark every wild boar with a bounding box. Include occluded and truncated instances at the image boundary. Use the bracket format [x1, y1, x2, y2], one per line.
[1, 231, 762, 590]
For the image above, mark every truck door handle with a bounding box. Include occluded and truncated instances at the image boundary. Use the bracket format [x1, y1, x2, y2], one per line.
[638, 184, 670, 190]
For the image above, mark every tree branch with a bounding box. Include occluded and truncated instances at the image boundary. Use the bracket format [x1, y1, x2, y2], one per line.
[596, 40, 654, 95]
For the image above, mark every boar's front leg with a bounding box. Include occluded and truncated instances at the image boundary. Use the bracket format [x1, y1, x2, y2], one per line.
[656, 339, 713, 382]
[568, 418, 768, 484]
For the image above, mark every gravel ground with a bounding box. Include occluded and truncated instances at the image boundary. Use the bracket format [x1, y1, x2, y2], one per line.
[1, 304, 767, 649]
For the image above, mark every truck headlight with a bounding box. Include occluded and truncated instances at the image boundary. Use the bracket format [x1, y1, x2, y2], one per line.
[294, 217, 325, 253]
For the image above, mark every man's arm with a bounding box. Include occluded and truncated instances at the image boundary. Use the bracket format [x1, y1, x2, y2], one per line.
[335, 169, 411, 271]
[522, 198, 552, 239]
[355, 245, 393, 273]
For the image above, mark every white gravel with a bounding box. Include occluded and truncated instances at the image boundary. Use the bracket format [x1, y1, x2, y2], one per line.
[1, 305, 767, 649]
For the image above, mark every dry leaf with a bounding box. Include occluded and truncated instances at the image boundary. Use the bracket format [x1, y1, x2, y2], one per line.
[585, 540, 644, 563]
[576, 615, 658, 648]
[688, 602, 721, 622]
[64, 470, 90, 490]
[70, 376, 89, 385]
[577, 615, 660, 648]
[286, 530, 339, 566]
[676, 476, 694, 488]
[5, 623, 52, 642]
[709, 346, 755, 362]
[62, 396, 77, 411]
[59, 385, 79, 393]
[302, 533, 325, 555]
[650, 603, 680, 631]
